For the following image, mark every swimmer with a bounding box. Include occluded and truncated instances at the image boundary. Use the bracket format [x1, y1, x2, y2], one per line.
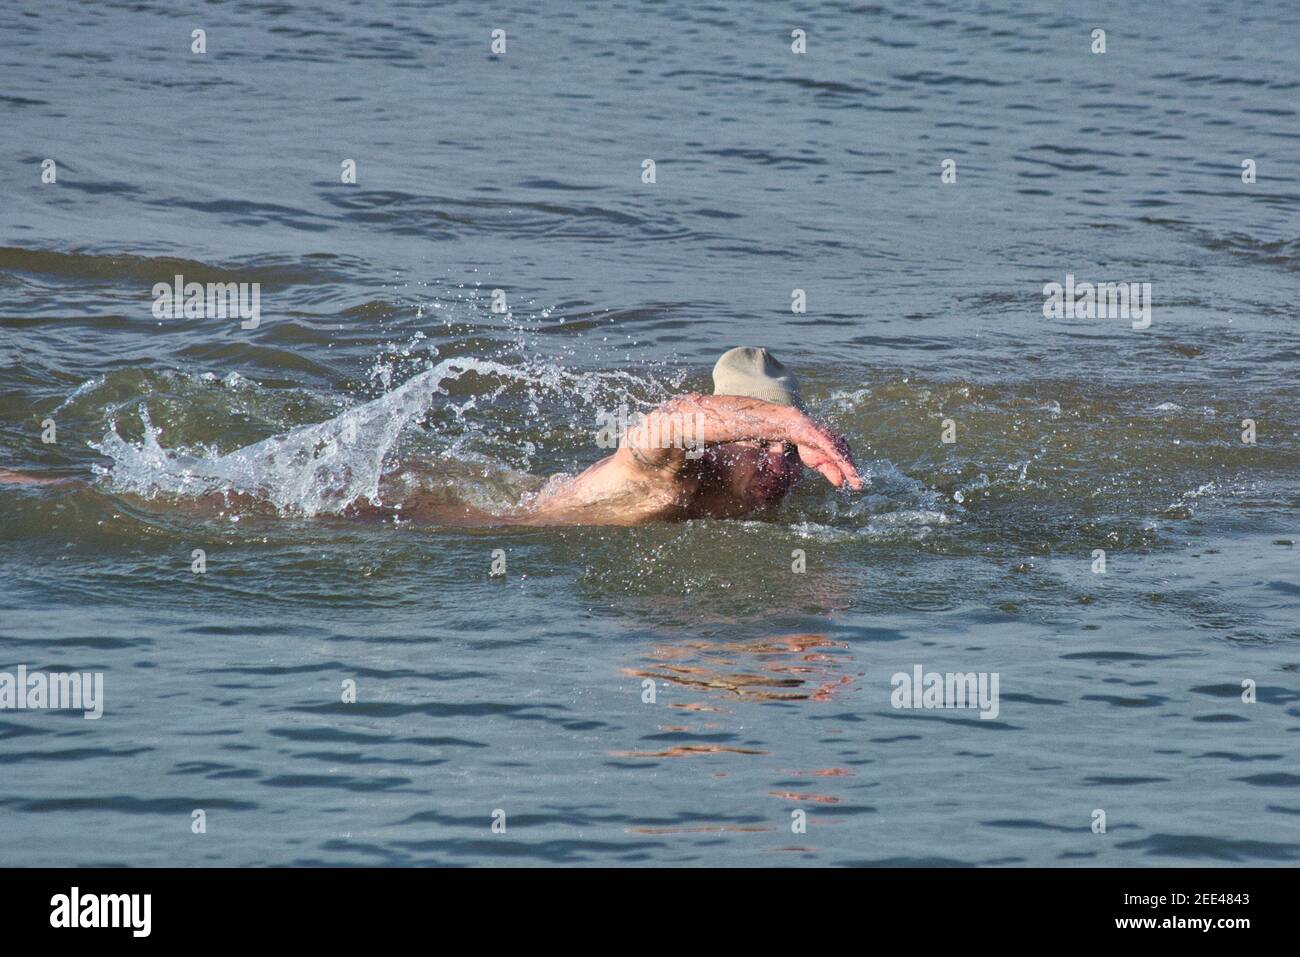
[1, 347, 862, 526]
[507, 347, 861, 525]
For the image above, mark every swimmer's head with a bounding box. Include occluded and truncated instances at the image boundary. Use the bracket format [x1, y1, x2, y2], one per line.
[707, 345, 806, 504]
[704, 438, 802, 507]
[708, 348, 805, 506]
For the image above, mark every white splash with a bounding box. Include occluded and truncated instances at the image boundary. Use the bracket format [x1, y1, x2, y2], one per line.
[92, 357, 546, 516]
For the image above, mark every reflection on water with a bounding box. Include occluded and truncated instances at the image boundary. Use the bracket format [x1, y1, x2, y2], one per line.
[618, 632, 861, 839]
[622, 633, 861, 705]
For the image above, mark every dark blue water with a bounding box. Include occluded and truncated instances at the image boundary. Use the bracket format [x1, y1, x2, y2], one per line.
[1, 0, 1297, 865]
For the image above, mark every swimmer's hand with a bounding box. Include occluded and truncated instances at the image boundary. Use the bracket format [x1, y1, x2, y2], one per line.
[782, 408, 863, 490]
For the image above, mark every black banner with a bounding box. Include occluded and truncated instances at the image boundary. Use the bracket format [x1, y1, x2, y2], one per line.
[0, 867, 1281, 943]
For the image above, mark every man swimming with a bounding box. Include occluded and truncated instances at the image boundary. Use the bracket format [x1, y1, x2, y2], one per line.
[508, 347, 862, 525]
[0, 347, 862, 526]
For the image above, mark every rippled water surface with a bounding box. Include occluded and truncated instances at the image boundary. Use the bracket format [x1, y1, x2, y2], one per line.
[1, 0, 1298, 866]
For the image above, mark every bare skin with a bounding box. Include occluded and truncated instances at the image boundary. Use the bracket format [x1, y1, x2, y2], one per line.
[499, 393, 862, 526]
[0, 394, 862, 527]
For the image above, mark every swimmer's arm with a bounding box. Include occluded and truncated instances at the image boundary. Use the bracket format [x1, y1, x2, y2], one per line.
[616, 394, 862, 489]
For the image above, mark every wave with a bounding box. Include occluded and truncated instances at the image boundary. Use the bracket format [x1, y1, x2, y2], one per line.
[0, 246, 355, 286]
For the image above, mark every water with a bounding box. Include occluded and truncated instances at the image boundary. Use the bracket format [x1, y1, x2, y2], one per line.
[1, 0, 1298, 866]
